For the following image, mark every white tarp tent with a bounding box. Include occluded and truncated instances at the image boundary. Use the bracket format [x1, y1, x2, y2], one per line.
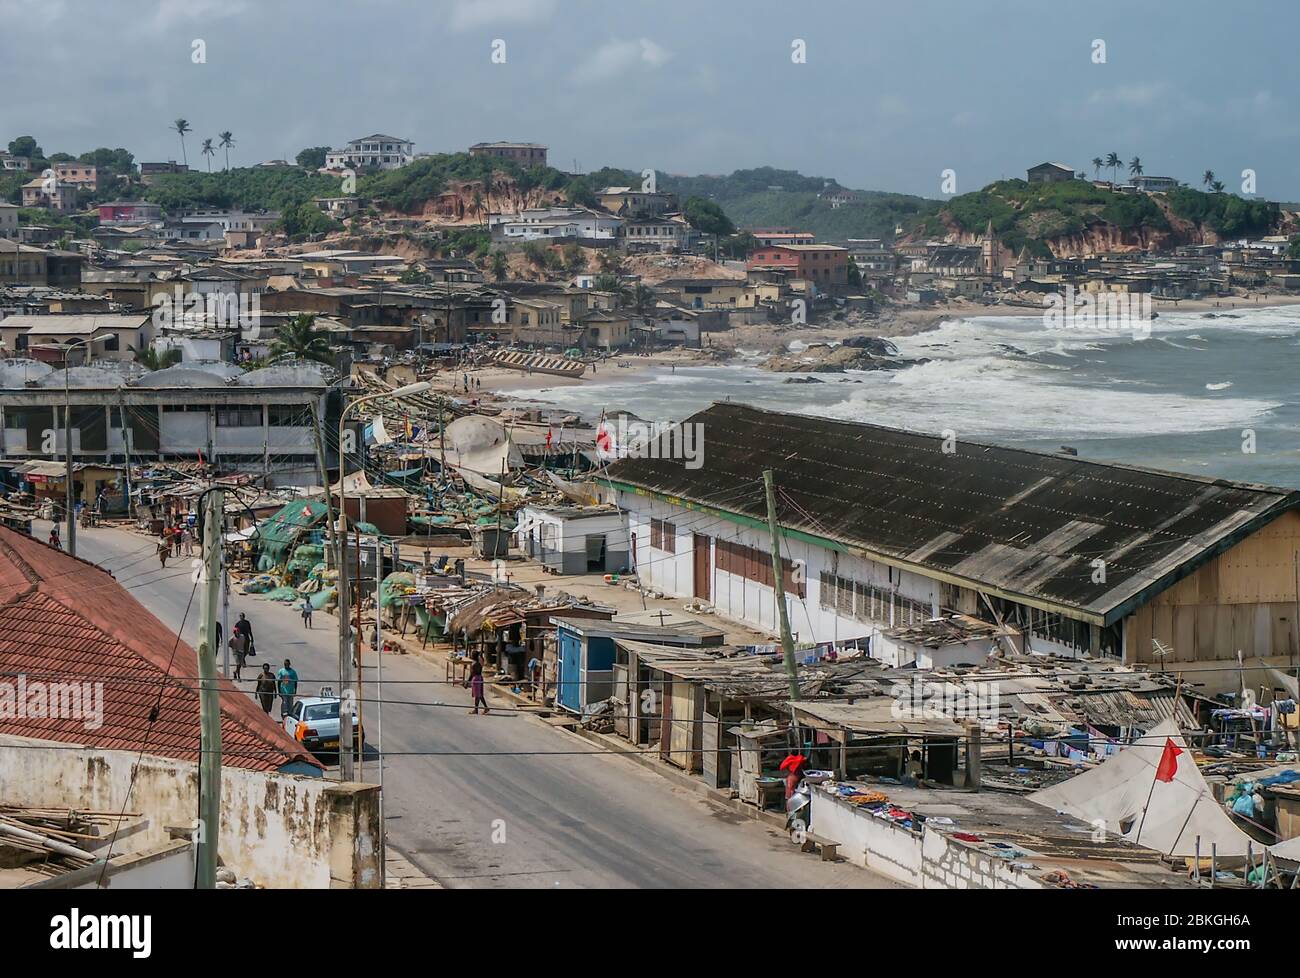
[1029, 718, 1258, 857]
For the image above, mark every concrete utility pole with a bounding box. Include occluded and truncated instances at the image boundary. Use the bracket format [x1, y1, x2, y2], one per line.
[197, 487, 225, 889]
[763, 469, 800, 701]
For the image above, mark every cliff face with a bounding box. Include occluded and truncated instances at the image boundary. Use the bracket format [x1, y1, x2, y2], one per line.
[416, 178, 565, 223]
[912, 193, 1259, 257]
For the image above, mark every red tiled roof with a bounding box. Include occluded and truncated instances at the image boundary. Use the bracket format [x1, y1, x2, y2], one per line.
[0, 526, 322, 773]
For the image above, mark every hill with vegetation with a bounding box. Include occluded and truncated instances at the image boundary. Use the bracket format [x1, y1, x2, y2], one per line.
[913, 178, 1283, 257]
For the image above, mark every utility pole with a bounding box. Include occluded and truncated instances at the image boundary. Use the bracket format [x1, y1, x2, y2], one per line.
[763, 469, 800, 701]
[64, 368, 76, 556]
[197, 487, 224, 889]
[308, 399, 352, 778]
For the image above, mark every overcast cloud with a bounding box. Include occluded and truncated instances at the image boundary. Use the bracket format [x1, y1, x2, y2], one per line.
[0, 0, 1295, 199]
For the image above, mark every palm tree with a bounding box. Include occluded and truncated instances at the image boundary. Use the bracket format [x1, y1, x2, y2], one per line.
[1203, 170, 1216, 191]
[130, 345, 182, 371]
[1211, 180, 1225, 194]
[631, 283, 655, 317]
[1105, 152, 1121, 187]
[218, 131, 235, 171]
[269, 313, 333, 366]
[201, 138, 215, 172]
[472, 189, 485, 227]
[1128, 157, 1143, 181]
[172, 119, 191, 166]
[1091, 157, 1104, 180]
[490, 250, 508, 280]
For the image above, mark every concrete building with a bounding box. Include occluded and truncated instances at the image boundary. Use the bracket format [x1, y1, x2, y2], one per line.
[21, 178, 78, 213]
[1027, 162, 1076, 184]
[595, 187, 678, 218]
[53, 162, 98, 192]
[747, 244, 849, 286]
[0, 313, 151, 362]
[0, 360, 334, 486]
[1130, 175, 1180, 193]
[469, 141, 548, 167]
[325, 134, 414, 171]
[0, 203, 17, 239]
[99, 200, 163, 225]
[515, 504, 629, 574]
[606, 403, 1300, 692]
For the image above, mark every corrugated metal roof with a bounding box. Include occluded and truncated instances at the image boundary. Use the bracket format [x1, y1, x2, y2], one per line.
[607, 403, 1300, 625]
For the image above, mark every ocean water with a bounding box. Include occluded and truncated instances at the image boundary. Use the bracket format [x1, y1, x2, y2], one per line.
[501, 303, 1300, 488]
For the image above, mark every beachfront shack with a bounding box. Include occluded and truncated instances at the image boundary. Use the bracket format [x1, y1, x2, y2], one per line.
[551, 615, 724, 716]
[514, 503, 630, 575]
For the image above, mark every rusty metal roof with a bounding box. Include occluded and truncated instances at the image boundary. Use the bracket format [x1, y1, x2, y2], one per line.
[607, 403, 1300, 625]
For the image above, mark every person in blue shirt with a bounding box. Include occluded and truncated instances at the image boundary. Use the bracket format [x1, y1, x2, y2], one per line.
[276, 659, 299, 718]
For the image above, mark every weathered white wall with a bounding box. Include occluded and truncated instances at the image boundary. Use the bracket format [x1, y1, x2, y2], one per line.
[0, 737, 382, 889]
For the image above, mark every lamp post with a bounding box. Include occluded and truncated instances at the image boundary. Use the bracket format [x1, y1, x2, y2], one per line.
[62, 334, 111, 557]
[334, 381, 431, 780]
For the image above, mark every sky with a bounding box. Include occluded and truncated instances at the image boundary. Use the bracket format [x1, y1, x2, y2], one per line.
[1, 0, 1297, 200]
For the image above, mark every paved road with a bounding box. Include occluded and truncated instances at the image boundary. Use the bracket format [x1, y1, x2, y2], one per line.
[64, 522, 897, 889]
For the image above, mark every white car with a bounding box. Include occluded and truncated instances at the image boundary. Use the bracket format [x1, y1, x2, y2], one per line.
[283, 695, 362, 756]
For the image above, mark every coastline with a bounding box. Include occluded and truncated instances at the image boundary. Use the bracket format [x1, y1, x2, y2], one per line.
[450, 294, 1300, 426]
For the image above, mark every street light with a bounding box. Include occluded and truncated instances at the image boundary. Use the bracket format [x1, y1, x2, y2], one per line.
[61, 334, 112, 557]
[333, 381, 431, 780]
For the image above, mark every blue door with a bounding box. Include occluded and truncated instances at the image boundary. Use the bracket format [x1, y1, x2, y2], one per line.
[557, 629, 583, 712]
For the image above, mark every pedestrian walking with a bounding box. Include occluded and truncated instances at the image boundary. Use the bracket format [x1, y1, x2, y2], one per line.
[171, 524, 182, 557]
[465, 658, 489, 715]
[300, 598, 313, 628]
[157, 537, 169, 568]
[234, 612, 255, 658]
[254, 663, 276, 714]
[230, 633, 248, 680]
[276, 659, 299, 718]
[180, 524, 194, 556]
[48, 524, 61, 550]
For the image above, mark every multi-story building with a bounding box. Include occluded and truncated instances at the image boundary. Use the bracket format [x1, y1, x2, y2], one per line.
[621, 216, 690, 253]
[53, 163, 98, 192]
[325, 134, 414, 171]
[98, 201, 164, 225]
[0, 153, 32, 173]
[0, 360, 333, 487]
[747, 244, 849, 286]
[21, 178, 79, 213]
[0, 243, 83, 289]
[595, 187, 678, 218]
[469, 142, 548, 167]
[749, 229, 816, 248]
[0, 203, 18, 239]
[0, 313, 151, 362]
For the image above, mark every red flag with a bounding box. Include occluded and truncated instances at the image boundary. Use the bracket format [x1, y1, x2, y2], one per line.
[545, 428, 553, 448]
[1154, 737, 1182, 783]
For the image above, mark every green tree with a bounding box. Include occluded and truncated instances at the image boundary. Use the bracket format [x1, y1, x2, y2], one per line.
[562, 242, 585, 273]
[1105, 152, 1121, 186]
[172, 119, 192, 166]
[721, 231, 757, 259]
[201, 138, 215, 172]
[847, 260, 863, 288]
[522, 240, 549, 266]
[269, 314, 333, 365]
[490, 250, 508, 279]
[296, 146, 331, 170]
[1203, 170, 1215, 191]
[1129, 157, 1143, 179]
[129, 345, 182, 371]
[218, 132, 235, 171]
[682, 196, 736, 236]
[78, 147, 135, 175]
[1091, 157, 1103, 180]
[8, 136, 41, 160]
